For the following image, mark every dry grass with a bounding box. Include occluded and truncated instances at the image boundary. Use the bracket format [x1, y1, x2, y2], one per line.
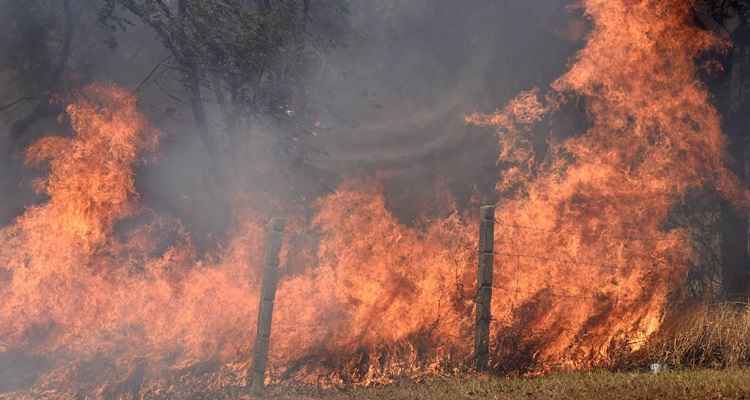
[6, 303, 750, 399]
[252, 369, 750, 400]
[4, 368, 750, 399]
[642, 303, 750, 369]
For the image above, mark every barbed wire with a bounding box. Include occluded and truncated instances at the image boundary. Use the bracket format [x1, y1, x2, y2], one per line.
[491, 250, 679, 269]
[495, 220, 685, 243]
[491, 285, 616, 302]
[482, 214, 697, 316]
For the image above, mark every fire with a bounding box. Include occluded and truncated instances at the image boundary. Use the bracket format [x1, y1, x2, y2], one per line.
[272, 182, 477, 380]
[0, 85, 474, 392]
[0, 0, 747, 396]
[0, 85, 268, 392]
[469, 0, 744, 367]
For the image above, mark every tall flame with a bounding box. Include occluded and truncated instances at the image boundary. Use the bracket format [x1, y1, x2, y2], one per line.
[0, 0, 747, 396]
[0, 85, 268, 388]
[469, 0, 744, 366]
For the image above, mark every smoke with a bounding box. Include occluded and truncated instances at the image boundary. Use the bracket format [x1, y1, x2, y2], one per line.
[0, 0, 582, 231]
[305, 0, 581, 218]
[2, 0, 745, 397]
[112, 0, 586, 238]
[0, 2, 586, 392]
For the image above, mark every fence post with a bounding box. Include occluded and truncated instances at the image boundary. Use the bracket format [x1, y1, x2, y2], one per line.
[251, 218, 286, 396]
[475, 205, 495, 371]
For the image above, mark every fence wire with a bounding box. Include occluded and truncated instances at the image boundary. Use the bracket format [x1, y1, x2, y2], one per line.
[487, 216, 692, 310]
[497, 220, 684, 242]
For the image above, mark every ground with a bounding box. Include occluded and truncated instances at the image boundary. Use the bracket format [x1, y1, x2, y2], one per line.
[256, 369, 750, 400]
[3, 369, 749, 399]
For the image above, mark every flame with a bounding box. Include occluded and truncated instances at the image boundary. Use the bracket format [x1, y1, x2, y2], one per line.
[0, 85, 268, 390]
[0, 85, 474, 392]
[272, 182, 477, 376]
[0, 0, 747, 395]
[469, 0, 744, 367]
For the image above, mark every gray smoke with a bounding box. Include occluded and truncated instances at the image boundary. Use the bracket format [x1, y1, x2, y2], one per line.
[0, 0, 583, 235]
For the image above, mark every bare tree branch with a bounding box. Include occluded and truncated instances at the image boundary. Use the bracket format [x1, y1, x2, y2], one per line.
[0, 97, 35, 113]
[135, 55, 173, 93]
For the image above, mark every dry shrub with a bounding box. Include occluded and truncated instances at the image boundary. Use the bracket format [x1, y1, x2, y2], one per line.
[642, 303, 750, 368]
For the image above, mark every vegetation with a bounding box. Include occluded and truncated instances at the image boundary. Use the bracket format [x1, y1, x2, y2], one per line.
[3, 369, 750, 399]
[99, 0, 350, 159]
[122, 369, 750, 399]
[2, 1, 750, 399]
[641, 303, 750, 369]
[314, 370, 750, 400]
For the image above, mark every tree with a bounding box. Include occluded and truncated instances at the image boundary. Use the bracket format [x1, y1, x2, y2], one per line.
[94, 0, 348, 249]
[99, 0, 349, 166]
[0, 0, 77, 148]
[694, 0, 750, 298]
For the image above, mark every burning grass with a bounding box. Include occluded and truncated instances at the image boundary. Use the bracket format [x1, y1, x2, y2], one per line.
[1, 0, 750, 397]
[5, 369, 750, 399]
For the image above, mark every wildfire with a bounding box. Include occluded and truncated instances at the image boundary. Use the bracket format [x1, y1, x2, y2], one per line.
[0, 0, 746, 397]
[469, 0, 744, 367]
[0, 85, 268, 394]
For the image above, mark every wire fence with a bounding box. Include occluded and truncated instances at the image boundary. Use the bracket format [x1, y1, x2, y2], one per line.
[498, 220, 685, 242]
[488, 215, 692, 309]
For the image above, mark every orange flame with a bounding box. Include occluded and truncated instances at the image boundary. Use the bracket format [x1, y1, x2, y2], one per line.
[0, 85, 266, 382]
[0, 0, 747, 395]
[470, 0, 745, 367]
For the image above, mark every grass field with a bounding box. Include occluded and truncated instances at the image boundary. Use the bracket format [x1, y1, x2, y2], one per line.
[258, 369, 750, 400]
[2, 369, 749, 399]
